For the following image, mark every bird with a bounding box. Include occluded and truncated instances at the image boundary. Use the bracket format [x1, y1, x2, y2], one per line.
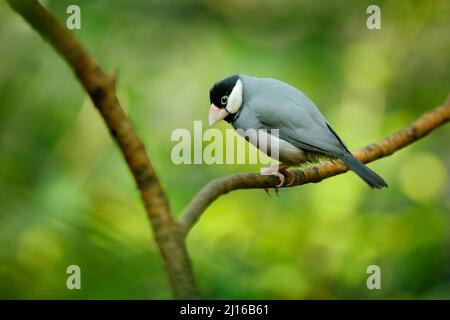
[208, 74, 388, 189]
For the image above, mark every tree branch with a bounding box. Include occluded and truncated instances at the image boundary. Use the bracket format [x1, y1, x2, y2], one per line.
[7, 0, 199, 299]
[179, 96, 450, 237]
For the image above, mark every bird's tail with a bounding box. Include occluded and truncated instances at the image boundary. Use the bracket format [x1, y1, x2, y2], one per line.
[338, 152, 388, 189]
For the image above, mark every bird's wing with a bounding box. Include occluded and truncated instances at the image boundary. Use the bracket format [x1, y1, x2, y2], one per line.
[247, 83, 347, 156]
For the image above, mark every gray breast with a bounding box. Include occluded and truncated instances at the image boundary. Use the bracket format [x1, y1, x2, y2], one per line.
[232, 105, 307, 164]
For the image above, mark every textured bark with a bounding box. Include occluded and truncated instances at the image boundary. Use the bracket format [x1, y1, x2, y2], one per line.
[7, 0, 199, 299]
[179, 96, 450, 237]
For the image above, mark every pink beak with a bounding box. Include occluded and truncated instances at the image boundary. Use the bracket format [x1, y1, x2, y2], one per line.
[208, 104, 230, 125]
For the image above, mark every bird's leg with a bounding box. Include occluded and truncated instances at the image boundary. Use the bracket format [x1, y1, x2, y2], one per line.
[260, 164, 293, 197]
[260, 164, 294, 196]
[261, 165, 286, 188]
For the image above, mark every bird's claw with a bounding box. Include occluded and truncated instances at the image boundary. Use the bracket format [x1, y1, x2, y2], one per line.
[280, 169, 295, 187]
[264, 186, 280, 197]
[261, 165, 293, 196]
[274, 171, 285, 188]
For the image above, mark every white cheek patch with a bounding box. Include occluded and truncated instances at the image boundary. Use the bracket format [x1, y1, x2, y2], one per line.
[225, 79, 243, 114]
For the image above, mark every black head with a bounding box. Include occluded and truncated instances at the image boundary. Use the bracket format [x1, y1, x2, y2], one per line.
[209, 75, 240, 110]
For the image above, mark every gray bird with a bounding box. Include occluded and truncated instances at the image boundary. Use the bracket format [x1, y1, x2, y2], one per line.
[208, 74, 387, 189]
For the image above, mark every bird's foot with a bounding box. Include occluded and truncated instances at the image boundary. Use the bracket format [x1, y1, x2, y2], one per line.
[261, 165, 286, 188]
[261, 165, 294, 197]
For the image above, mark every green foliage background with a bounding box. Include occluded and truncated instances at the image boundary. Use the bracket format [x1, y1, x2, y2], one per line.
[0, 0, 449, 299]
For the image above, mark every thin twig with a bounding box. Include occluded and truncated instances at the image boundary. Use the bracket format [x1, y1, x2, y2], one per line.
[179, 96, 450, 237]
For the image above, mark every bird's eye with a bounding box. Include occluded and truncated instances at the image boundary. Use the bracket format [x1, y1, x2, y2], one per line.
[221, 96, 228, 105]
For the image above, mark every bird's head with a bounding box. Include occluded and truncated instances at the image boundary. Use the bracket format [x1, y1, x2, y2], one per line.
[208, 75, 243, 125]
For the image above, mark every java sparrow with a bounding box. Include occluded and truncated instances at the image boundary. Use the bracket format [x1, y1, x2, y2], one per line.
[208, 74, 388, 189]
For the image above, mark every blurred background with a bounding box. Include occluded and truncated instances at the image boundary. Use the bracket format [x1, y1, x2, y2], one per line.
[0, 0, 449, 299]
